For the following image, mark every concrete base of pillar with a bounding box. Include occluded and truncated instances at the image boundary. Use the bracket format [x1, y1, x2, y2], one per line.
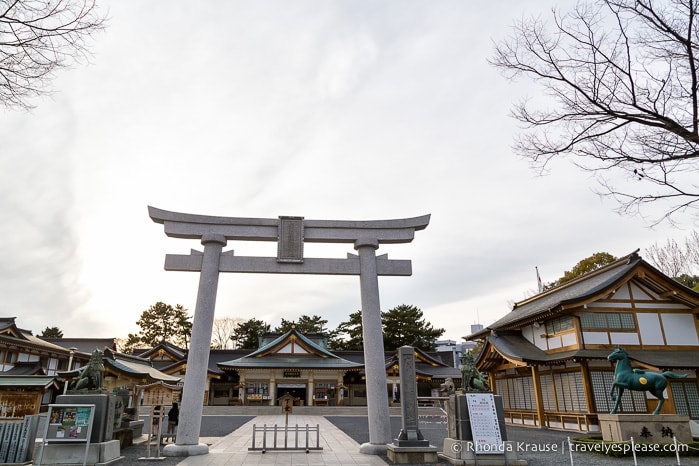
[162, 442, 209, 457]
[359, 442, 388, 455]
[387, 443, 438, 464]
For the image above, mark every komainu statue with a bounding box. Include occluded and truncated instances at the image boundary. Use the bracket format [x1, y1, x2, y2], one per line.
[460, 353, 489, 393]
[440, 377, 456, 396]
[68, 349, 105, 391]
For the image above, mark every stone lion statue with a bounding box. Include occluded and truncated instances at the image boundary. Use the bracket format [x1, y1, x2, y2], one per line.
[440, 378, 456, 396]
[460, 353, 489, 393]
[69, 349, 105, 391]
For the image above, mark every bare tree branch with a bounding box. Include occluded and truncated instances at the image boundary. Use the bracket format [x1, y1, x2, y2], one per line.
[645, 237, 688, 277]
[492, 0, 699, 224]
[0, 0, 106, 109]
[211, 316, 243, 350]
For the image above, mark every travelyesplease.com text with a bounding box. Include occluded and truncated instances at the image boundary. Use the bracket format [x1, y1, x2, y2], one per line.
[451, 441, 689, 454]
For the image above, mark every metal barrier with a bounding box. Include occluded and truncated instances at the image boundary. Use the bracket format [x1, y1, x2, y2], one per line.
[248, 423, 323, 453]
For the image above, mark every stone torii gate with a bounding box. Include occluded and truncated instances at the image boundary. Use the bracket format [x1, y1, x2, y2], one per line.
[148, 206, 430, 457]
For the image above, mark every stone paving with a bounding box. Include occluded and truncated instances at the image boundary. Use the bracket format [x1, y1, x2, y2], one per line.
[116, 412, 699, 466]
[175, 414, 387, 466]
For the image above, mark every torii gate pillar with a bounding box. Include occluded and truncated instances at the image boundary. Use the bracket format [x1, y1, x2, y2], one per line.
[355, 238, 392, 453]
[148, 207, 430, 457]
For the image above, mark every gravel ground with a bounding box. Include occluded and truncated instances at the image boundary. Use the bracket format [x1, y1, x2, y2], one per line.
[116, 414, 699, 466]
[326, 415, 699, 466]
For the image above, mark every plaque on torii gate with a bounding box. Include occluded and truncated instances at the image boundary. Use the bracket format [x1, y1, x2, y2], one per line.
[148, 206, 430, 457]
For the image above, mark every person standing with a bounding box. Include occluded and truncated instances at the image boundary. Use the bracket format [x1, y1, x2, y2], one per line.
[165, 402, 179, 443]
[151, 405, 161, 441]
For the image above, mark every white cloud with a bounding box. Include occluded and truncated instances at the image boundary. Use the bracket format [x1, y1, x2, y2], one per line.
[0, 0, 693, 341]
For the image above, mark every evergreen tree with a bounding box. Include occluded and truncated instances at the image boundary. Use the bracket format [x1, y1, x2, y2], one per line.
[544, 252, 617, 290]
[274, 315, 328, 334]
[135, 302, 192, 348]
[231, 318, 270, 349]
[330, 311, 364, 350]
[39, 326, 63, 338]
[121, 333, 142, 353]
[382, 304, 444, 351]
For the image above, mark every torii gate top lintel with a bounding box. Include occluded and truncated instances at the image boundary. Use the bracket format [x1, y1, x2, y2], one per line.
[148, 206, 430, 244]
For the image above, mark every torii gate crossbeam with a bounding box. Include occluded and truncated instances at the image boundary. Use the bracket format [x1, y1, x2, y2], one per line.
[148, 206, 430, 457]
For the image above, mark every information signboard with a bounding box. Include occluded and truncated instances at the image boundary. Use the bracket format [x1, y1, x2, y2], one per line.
[465, 393, 503, 455]
[37, 404, 95, 466]
[45, 405, 94, 442]
[142, 387, 174, 407]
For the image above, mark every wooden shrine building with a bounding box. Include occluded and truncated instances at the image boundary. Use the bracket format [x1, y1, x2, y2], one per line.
[469, 250, 699, 432]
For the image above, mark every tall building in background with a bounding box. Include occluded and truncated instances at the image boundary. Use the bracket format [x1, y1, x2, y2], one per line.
[436, 322, 483, 369]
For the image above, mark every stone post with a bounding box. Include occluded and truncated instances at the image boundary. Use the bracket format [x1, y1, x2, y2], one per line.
[356, 238, 391, 453]
[395, 346, 428, 445]
[387, 346, 437, 463]
[164, 233, 226, 457]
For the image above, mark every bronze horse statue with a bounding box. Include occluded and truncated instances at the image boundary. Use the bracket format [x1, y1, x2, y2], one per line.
[607, 346, 687, 415]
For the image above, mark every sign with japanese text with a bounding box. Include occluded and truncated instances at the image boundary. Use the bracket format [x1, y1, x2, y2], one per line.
[466, 394, 503, 454]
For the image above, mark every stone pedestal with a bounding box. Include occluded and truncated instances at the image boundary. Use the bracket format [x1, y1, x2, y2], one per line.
[124, 420, 144, 438]
[439, 394, 526, 466]
[34, 440, 123, 466]
[453, 394, 507, 442]
[598, 414, 692, 443]
[387, 443, 439, 464]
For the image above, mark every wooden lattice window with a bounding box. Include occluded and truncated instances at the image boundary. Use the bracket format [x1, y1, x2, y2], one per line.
[546, 316, 574, 335]
[495, 379, 509, 409]
[581, 312, 636, 330]
[590, 371, 646, 413]
[553, 372, 587, 412]
[503, 376, 536, 410]
[670, 381, 699, 419]
[540, 374, 556, 411]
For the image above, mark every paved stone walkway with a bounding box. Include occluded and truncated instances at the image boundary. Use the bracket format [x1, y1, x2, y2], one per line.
[176, 414, 388, 466]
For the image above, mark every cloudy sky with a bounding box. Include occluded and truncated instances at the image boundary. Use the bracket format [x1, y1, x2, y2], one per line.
[0, 1, 695, 344]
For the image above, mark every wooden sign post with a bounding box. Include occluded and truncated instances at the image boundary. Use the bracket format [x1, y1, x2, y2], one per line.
[280, 394, 294, 428]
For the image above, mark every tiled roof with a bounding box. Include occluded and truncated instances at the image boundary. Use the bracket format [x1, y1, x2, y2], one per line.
[0, 375, 58, 388]
[475, 250, 699, 334]
[89, 348, 183, 383]
[219, 328, 363, 370]
[0, 330, 72, 355]
[481, 333, 699, 370]
[134, 340, 186, 360]
[489, 253, 641, 330]
[2, 361, 45, 376]
[42, 338, 117, 355]
[108, 357, 181, 383]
